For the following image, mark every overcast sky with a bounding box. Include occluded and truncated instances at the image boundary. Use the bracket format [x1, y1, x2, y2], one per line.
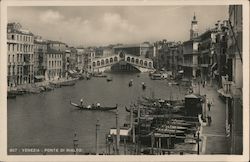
[8, 6, 228, 47]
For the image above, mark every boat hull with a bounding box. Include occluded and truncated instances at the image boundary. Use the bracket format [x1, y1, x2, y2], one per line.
[70, 102, 117, 111]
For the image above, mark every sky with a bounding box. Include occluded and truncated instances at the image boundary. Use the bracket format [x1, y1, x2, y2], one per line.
[7, 6, 228, 47]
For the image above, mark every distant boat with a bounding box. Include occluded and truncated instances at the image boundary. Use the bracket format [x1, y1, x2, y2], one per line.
[92, 72, 107, 78]
[142, 82, 146, 90]
[70, 101, 117, 111]
[150, 73, 163, 80]
[106, 76, 113, 82]
[129, 79, 133, 87]
[59, 79, 77, 86]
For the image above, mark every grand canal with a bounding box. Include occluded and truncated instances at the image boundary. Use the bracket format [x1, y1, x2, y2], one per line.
[7, 73, 187, 154]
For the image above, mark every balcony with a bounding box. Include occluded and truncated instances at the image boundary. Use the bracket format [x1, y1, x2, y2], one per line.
[217, 75, 233, 98]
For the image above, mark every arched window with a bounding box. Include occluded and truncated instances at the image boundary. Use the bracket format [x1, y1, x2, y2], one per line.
[105, 59, 109, 64]
[101, 59, 104, 65]
[144, 61, 147, 66]
[131, 58, 134, 63]
[93, 62, 96, 67]
[114, 57, 118, 62]
[149, 62, 152, 68]
[127, 57, 130, 62]
[140, 60, 143, 65]
[135, 59, 139, 64]
[97, 61, 100, 66]
[110, 58, 113, 63]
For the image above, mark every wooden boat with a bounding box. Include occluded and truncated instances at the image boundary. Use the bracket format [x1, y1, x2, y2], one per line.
[7, 93, 16, 99]
[59, 79, 77, 86]
[106, 77, 113, 82]
[92, 73, 107, 78]
[150, 73, 163, 80]
[70, 101, 117, 111]
[125, 106, 138, 114]
[155, 128, 185, 136]
[142, 96, 184, 106]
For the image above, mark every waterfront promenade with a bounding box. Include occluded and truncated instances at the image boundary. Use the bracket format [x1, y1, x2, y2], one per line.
[193, 81, 229, 154]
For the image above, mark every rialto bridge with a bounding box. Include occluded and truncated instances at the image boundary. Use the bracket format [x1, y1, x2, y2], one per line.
[90, 53, 155, 73]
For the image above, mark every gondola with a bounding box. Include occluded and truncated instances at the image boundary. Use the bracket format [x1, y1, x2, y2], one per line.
[70, 101, 117, 111]
[106, 77, 113, 82]
[125, 106, 138, 114]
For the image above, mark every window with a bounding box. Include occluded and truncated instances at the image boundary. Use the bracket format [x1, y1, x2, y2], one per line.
[17, 54, 19, 62]
[8, 44, 10, 51]
[12, 66, 15, 75]
[17, 35, 19, 41]
[8, 55, 10, 63]
[12, 35, 14, 40]
[17, 44, 19, 51]
[12, 55, 14, 62]
[20, 44, 22, 51]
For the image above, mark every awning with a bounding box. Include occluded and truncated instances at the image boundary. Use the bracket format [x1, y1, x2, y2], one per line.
[214, 70, 219, 75]
[178, 70, 184, 73]
[68, 70, 74, 74]
[211, 63, 217, 71]
[217, 88, 232, 98]
[34, 75, 45, 79]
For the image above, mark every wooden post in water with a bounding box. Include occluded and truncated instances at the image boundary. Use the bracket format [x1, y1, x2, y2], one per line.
[151, 132, 154, 155]
[137, 104, 141, 155]
[124, 138, 127, 155]
[132, 105, 135, 144]
[116, 109, 120, 155]
[73, 131, 78, 155]
[159, 137, 162, 155]
[95, 120, 100, 155]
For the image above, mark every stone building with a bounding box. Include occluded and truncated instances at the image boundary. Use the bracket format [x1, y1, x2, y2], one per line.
[47, 40, 67, 77]
[45, 49, 63, 81]
[34, 36, 47, 82]
[7, 22, 34, 87]
[218, 5, 243, 154]
[182, 14, 199, 79]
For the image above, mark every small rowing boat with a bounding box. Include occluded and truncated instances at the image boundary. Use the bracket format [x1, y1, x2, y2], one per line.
[70, 101, 117, 111]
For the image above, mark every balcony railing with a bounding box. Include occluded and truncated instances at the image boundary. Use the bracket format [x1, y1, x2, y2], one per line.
[219, 75, 233, 98]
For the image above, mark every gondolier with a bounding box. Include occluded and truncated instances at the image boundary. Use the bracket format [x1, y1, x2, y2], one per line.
[80, 98, 83, 106]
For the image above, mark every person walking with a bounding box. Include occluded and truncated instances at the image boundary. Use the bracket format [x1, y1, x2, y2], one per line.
[207, 115, 212, 126]
[207, 101, 211, 111]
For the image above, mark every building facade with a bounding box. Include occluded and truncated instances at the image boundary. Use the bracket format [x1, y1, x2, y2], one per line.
[45, 49, 63, 81]
[182, 15, 199, 79]
[34, 36, 47, 82]
[226, 5, 243, 154]
[47, 40, 67, 77]
[113, 43, 153, 58]
[7, 22, 35, 87]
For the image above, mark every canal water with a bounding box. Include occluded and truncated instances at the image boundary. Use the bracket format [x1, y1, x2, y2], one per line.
[7, 73, 187, 154]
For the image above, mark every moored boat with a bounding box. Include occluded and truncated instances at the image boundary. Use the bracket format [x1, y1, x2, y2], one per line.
[92, 72, 107, 78]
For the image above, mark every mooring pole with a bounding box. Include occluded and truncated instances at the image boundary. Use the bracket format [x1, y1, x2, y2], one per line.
[95, 120, 100, 155]
[197, 131, 200, 155]
[116, 109, 120, 155]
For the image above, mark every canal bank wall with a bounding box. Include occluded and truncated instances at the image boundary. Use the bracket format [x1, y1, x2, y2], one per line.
[7, 78, 79, 96]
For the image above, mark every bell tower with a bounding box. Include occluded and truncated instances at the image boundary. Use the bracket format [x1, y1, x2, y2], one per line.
[190, 13, 198, 39]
